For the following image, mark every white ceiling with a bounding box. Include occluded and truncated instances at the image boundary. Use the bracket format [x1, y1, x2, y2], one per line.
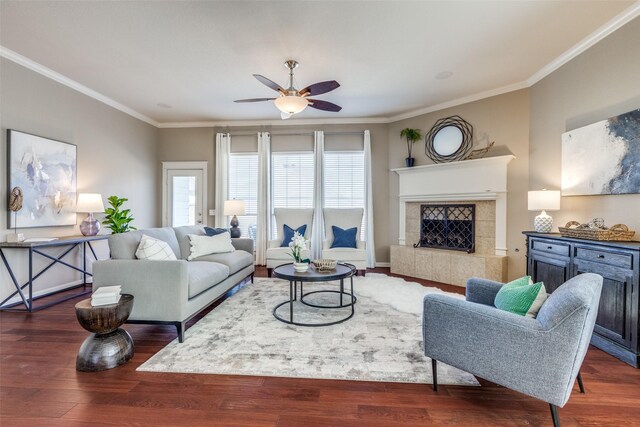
[0, 1, 637, 125]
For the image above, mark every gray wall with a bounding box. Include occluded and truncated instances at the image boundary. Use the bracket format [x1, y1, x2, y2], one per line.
[529, 16, 640, 235]
[1, 58, 159, 303]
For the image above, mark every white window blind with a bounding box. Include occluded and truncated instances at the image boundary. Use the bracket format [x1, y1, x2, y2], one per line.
[324, 151, 366, 239]
[228, 153, 258, 239]
[271, 152, 315, 239]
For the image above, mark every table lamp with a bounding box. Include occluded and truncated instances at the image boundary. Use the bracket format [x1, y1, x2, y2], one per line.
[77, 193, 105, 236]
[224, 199, 246, 238]
[528, 190, 561, 233]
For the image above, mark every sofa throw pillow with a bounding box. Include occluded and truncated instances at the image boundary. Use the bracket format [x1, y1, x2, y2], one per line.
[494, 276, 548, 318]
[331, 226, 358, 249]
[204, 226, 228, 236]
[280, 224, 307, 247]
[187, 232, 235, 260]
[135, 235, 178, 261]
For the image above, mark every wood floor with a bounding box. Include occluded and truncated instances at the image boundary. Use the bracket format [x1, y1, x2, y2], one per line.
[1, 267, 639, 426]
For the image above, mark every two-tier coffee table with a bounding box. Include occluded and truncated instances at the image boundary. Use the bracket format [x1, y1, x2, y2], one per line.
[272, 263, 357, 326]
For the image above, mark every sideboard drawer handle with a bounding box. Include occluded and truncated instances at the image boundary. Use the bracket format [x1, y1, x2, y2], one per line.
[597, 254, 605, 259]
[547, 246, 553, 250]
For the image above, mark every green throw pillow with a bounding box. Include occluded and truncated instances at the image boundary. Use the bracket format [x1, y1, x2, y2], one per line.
[494, 276, 547, 318]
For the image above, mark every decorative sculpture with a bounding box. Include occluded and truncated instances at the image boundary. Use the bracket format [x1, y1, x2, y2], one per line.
[8, 187, 25, 242]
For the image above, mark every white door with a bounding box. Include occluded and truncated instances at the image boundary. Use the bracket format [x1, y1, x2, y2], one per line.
[162, 162, 208, 227]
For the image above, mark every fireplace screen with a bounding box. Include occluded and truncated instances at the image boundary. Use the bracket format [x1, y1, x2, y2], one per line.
[415, 204, 475, 253]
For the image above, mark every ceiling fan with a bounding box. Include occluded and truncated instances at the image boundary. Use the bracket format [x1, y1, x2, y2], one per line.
[234, 60, 341, 120]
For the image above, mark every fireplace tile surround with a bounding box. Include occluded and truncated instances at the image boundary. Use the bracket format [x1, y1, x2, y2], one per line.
[391, 156, 514, 287]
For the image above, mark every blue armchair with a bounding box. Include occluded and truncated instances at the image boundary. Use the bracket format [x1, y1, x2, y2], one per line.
[423, 273, 603, 426]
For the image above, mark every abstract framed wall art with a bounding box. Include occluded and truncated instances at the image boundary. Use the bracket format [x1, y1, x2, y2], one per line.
[7, 130, 77, 228]
[561, 109, 640, 196]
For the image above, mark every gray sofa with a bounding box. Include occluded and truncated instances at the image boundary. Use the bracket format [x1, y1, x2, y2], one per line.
[93, 225, 254, 342]
[423, 273, 603, 426]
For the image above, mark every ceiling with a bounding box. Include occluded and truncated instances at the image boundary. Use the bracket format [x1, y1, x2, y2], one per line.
[0, 1, 637, 125]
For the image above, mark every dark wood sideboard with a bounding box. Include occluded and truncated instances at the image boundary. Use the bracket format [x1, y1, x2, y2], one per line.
[523, 232, 640, 368]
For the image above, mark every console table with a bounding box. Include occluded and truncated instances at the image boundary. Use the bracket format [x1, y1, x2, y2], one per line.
[523, 232, 640, 367]
[0, 235, 108, 312]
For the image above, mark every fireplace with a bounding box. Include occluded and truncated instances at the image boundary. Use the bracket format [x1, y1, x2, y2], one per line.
[414, 204, 475, 253]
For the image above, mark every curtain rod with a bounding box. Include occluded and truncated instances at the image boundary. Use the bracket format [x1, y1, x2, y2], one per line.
[221, 131, 365, 137]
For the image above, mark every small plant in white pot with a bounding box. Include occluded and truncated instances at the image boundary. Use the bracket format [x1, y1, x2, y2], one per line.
[289, 231, 309, 272]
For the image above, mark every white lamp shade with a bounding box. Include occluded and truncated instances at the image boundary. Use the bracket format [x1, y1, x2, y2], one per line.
[274, 96, 308, 115]
[76, 193, 105, 213]
[224, 199, 246, 216]
[528, 190, 561, 211]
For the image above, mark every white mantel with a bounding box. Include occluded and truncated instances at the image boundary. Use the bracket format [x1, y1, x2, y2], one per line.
[392, 155, 515, 256]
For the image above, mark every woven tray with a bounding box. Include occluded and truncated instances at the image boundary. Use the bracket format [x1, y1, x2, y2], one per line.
[558, 221, 636, 241]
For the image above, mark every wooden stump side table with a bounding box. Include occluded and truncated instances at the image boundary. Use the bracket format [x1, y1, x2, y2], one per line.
[75, 294, 134, 372]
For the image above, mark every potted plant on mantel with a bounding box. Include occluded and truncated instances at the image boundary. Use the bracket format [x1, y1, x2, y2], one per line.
[400, 128, 422, 167]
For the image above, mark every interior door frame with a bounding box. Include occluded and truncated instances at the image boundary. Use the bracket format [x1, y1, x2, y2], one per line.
[162, 161, 208, 227]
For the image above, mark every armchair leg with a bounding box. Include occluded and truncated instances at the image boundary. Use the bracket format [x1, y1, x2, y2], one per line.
[431, 359, 438, 392]
[549, 404, 560, 427]
[576, 371, 585, 394]
[267, 268, 273, 278]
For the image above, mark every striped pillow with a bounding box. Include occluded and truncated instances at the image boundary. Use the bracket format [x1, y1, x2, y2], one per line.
[494, 276, 547, 318]
[135, 235, 177, 261]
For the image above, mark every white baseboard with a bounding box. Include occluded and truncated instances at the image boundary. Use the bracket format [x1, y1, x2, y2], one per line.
[2, 279, 90, 307]
[375, 262, 390, 268]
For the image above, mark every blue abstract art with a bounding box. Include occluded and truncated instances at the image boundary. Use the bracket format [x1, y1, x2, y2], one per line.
[562, 109, 640, 196]
[8, 130, 77, 228]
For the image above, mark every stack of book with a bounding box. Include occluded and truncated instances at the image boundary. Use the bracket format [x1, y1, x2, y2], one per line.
[91, 286, 122, 307]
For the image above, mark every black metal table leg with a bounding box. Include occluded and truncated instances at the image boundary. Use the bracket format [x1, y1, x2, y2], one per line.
[28, 248, 33, 312]
[83, 241, 87, 286]
[289, 280, 294, 323]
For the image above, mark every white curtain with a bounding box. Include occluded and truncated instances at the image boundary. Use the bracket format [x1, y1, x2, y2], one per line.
[256, 132, 271, 265]
[214, 133, 231, 228]
[364, 130, 376, 268]
[311, 131, 325, 259]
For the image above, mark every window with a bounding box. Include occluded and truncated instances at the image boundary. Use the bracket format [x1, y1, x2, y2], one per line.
[324, 151, 366, 239]
[271, 152, 315, 239]
[228, 153, 258, 239]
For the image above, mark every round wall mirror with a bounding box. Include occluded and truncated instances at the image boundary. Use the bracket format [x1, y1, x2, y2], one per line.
[425, 116, 473, 163]
[432, 125, 463, 156]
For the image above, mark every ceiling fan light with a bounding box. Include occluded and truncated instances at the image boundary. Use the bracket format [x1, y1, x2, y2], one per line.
[274, 95, 308, 115]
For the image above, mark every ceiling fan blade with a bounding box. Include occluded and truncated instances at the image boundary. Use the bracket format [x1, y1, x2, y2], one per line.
[234, 98, 276, 103]
[299, 80, 340, 97]
[307, 99, 342, 112]
[253, 74, 285, 94]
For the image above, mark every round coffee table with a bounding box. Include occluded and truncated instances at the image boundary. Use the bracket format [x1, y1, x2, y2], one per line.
[272, 263, 356, 326]
[75, 294, 134, 372]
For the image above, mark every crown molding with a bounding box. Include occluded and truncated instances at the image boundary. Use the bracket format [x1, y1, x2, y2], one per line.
[157, 116, 389, 128]
[387, 81, 529, 123]
[0, 46, 160, 127]
[527, 1, 640, 86]
[2, 2, 638, 129]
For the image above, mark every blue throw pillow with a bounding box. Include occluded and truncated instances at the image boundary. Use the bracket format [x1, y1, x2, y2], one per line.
[280, 224, 307, 247]
[204, 227, 228, 236]
[331, 226, 358, 248]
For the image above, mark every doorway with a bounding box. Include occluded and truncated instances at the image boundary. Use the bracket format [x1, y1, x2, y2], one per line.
[162, 162, 208, 227]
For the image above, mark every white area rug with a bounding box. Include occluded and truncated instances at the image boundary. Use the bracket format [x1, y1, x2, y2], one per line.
[137, 273, 478, 386]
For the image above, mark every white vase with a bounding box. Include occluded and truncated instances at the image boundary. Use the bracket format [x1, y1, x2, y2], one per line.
[293, 262, 309, 273]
